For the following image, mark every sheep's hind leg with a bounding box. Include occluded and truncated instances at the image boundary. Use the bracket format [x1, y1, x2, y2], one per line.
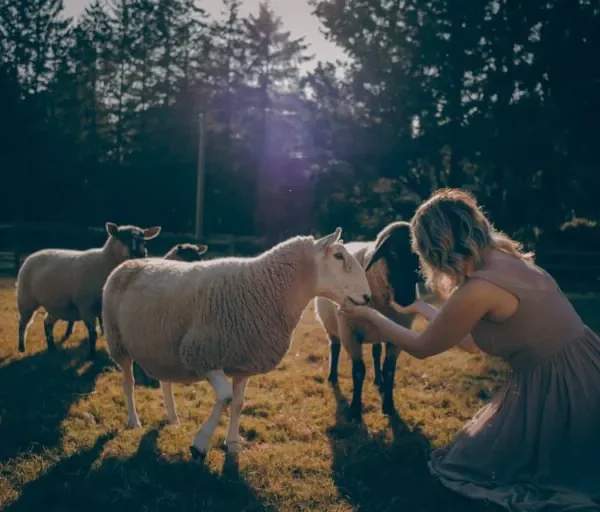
[160, 381, 179, 425]
[226, 376, 248, 454]
[118, 356, 142, 428]
[372, 343, 383, 388]
[43, 313, 58, 351]
[327, 335, 341, 384]
[190, 369, 233, 460]
[17, 307, 36, 353]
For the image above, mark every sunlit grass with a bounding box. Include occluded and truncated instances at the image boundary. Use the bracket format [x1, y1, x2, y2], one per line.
[9, 276, 596, 510]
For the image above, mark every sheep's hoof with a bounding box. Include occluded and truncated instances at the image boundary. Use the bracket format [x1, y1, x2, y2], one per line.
[190, 445, 207, 461]
[348, 404, 362, 423]
[225, 439, 245, 454]
[126, 418, 142, 429]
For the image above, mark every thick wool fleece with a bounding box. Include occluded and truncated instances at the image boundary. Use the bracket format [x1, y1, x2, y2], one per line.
[16, 237, 132, 322]
[102, 236, 318, 381]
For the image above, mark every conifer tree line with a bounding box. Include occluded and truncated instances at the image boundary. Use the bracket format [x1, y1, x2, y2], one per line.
[1, 0, 599, 244]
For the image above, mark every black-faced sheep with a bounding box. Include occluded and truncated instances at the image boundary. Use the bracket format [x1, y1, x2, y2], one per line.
[101, 228, 372, 458]
[314, 221, 420, 420]
[16, 222, 161, 359]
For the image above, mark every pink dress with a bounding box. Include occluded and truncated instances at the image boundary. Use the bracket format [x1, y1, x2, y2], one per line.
[429, 255, 600, 511]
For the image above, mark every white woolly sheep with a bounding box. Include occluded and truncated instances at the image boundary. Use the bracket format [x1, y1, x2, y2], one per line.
[314, 221, 420, 420]
[101, 228, 372, 458]
[59, 242, 209, 344]
[16, 222, 162, 359]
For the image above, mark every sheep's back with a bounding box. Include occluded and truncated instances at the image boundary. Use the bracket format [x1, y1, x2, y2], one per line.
[107, 254, 308, 380]
[17, 249, 103, 315]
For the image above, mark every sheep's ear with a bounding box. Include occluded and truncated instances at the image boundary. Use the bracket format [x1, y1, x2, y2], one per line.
[365, 233, 391, 271]
[143, 226, 162, 240]
[105, 222, 119, 237]
[196, 244, 208, 255]
[315, 227, 342, 251]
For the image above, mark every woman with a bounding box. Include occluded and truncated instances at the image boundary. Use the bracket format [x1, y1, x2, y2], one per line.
[340, 188, 600, 511]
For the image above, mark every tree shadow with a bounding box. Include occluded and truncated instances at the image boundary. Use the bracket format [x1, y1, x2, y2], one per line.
[327, 384, 500, 512]
[3, 428, 272, 512]
[0, 346, 113, 462]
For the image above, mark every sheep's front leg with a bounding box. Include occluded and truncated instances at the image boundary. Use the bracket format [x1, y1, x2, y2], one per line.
[160, 381, 179, 425]
[190, 369, 233, 459]
[338, 320, 364, 421]
[372, 343, 383, 388]
[226, 376, 248, 453]
[43, 313, 58, 351]
[382, 342, 400, 415]
[78, 303, 99, 360]
[327, 335, 341, 384]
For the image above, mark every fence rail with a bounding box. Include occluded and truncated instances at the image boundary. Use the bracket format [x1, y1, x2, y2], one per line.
[1, 223, 600, 292]
[0, 223, 266, 276]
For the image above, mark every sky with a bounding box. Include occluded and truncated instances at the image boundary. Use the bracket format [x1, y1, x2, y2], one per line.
[63, 0, 346, 71]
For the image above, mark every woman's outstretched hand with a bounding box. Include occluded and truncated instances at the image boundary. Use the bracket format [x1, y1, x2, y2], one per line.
[338, 299, 376, 321]
[392, 299, 425, 315]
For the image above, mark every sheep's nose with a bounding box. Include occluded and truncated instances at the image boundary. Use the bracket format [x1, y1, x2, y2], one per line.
[363, 294, 372, 305]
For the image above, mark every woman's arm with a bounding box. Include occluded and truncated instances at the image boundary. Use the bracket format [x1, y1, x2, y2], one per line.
[342, 279, 495, 359]
[395, 299, 479, 354]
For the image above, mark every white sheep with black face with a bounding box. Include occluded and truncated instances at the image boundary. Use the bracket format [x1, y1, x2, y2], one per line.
[315, 221, 421, 420]
[15, 222, 161, 359]
[101, 228, 372, 458]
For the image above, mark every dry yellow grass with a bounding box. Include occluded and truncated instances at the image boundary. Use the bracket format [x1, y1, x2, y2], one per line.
[0, 276, 515, 511]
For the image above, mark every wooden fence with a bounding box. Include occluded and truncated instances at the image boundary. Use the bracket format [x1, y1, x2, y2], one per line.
[0, 223, 266, 276]
[1, 223, 600, 293]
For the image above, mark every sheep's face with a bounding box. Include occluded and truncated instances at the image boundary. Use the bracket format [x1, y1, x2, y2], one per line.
[314, 228, 372, 306]
[165, 243, 208, 262]
[105, 222, 162, 259]
[365, 221, 420, 307]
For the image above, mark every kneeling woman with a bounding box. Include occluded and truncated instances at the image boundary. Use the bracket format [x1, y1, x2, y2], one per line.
[341, 188, 600, 511]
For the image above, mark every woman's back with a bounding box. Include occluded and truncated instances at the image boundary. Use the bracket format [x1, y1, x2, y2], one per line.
[430, 251, 600, 510]
[468, 251, 586, 370]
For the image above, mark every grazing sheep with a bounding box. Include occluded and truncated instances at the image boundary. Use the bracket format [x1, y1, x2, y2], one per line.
[102, 228, 372, 458]
[16, 222, 162, 359]
[59, 242, 209, 344]
[314, 221, 420, 420]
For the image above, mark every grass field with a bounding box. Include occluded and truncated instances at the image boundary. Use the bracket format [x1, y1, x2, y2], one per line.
[0, 277, 598, 512]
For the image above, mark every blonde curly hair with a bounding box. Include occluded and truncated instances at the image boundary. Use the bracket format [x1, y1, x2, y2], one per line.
[411, 188, 534, 298]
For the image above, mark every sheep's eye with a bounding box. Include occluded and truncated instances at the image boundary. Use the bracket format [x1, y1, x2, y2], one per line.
[333, 252, 344, 261]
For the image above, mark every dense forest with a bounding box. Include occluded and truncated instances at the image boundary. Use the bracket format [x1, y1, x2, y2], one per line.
[1, 0, 599, 246]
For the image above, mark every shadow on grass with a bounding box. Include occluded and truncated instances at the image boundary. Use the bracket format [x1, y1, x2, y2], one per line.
[327, 384, 500, 512]
[3, 428, 272, 512]
[0, 346, 113, 462]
